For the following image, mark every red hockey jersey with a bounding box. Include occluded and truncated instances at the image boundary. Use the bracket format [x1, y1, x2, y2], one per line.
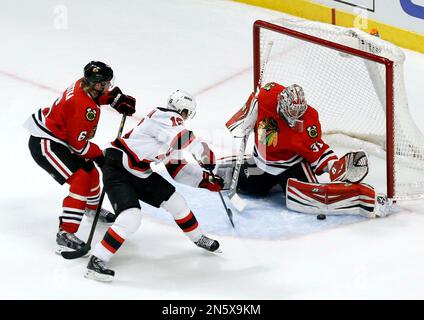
[24, 79, 111, 160]
[252, 82, 337, 175]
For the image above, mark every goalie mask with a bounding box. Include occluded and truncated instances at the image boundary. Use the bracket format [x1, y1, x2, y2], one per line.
[277, 84, 308, 127]
[167, 90, 197, 119]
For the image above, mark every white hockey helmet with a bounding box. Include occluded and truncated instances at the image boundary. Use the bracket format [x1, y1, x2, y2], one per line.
[167, 90, 197, 119]
[277, 84, 308, 127]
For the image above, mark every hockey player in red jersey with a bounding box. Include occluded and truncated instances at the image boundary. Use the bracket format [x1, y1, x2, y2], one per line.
[222, 82, 391, 218]
[85, 90, 223, 282]
[24, 61, 137, 254]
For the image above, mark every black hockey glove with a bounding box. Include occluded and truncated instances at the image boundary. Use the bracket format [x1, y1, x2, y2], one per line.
[107, 87, 136, 116]
[200, 162, 215, 172]
[93, 154, 105, 168]
[81, 160, 95, 172]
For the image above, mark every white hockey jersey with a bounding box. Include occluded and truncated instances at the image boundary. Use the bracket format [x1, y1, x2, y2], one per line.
[109, 108, 211, 187]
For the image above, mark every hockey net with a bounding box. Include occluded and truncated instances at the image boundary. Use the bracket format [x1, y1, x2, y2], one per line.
[254, 18, 424, 200]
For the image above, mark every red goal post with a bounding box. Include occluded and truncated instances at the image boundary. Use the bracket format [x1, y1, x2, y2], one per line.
[252, 19, 410, 200]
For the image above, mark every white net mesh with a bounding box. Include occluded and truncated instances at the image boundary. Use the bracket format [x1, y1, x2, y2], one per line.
[257, 17, 424, 200]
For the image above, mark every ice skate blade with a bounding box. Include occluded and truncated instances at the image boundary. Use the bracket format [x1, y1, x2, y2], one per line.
[85, 269, 114, 282]
[198, 246, 222, 254]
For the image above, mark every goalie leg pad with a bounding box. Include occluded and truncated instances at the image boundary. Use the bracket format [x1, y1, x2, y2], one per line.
[286, 178, 377, 218]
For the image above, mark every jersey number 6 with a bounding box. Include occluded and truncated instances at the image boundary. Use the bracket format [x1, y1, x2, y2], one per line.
[78, 131, 87, 142]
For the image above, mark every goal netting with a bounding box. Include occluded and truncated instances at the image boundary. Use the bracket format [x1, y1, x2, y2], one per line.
[254, 17, 424, 200]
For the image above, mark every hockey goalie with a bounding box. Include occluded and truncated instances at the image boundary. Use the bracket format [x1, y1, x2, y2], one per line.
[220, 82, 392, 218]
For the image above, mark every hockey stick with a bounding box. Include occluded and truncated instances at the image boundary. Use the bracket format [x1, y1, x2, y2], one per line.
[209, 169, 235, 228]
[193, 152, 235, 228]
[228, 40, 274, 212]
[61, 114, 127, 260]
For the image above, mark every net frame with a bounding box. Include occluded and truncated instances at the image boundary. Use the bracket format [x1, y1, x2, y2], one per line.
[253, 20, 396, 198]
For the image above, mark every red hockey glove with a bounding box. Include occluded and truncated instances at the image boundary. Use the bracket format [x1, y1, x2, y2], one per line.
[198, 172, 224, 192]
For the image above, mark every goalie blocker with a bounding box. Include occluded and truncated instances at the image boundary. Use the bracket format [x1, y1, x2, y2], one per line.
[286, 178, 392, 218]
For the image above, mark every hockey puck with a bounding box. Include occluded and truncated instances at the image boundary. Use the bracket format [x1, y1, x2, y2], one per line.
[317, 214, 326, 220]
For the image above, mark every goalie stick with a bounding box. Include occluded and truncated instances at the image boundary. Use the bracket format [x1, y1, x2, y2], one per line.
[61, 114, 127, 260]
[227, 40, 274, 212]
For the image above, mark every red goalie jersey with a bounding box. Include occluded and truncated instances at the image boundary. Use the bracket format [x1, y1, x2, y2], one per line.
[251, 82, 337, 176]
[24, 79, 112, 160]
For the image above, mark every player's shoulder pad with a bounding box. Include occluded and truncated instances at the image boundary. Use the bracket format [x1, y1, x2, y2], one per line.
[303, 105, 322, 139]
[152, 108, 185, 127]
[304, 105, 319, 120]
[261, 82, 285, 93]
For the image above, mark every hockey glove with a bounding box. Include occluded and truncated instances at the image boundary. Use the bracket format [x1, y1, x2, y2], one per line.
[198, 172, 224, 192]
[198, 142, 216, 171]
[81, 160, 95, 172]
[330, 150, 369, 183]
[93, 154, 105, 168]
[107, 87, 136, 116]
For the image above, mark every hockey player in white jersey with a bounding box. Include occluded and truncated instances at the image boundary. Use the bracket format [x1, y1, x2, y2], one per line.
[85, 90, 224, 282]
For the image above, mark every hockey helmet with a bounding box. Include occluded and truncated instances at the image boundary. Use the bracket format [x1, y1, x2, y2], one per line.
[277, 84, 307, 127]
[167, 90, 197, 119]
[83, 61, 114, 85]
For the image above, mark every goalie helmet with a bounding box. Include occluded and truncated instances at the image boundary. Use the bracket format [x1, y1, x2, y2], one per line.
[167, 90, 197, 119]
[277, 84, 308, 127]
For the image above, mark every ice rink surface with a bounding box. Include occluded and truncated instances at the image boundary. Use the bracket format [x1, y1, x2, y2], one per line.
[1, 0, 424, 299]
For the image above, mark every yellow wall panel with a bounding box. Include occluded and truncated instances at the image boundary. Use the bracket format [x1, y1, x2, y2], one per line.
[233, 0, 424, 53]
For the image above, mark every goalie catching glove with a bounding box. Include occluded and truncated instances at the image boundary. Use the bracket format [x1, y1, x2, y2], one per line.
[329, 150, 369, 183]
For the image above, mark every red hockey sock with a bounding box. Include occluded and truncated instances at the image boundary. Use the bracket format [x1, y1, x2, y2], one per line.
[86, 168, 101, 211]
[60, 169, 94, 232]
[60, 196, 86, 233]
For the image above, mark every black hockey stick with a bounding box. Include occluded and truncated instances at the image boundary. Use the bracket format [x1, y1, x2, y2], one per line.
[209, 169, 235, 229]
[61, 114, 127, 260]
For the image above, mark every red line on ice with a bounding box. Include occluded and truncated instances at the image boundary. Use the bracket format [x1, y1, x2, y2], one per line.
[0, 69, 62, 94]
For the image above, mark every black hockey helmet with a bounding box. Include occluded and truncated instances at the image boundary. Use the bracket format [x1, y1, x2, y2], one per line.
[83, 61, 113, 85]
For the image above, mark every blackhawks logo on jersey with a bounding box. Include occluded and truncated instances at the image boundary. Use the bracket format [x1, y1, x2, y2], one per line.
[306, 125, 318, 138]
[263, 82, 276, 91]
[258, 117, 279, 147]
[86, 107, 97, 122]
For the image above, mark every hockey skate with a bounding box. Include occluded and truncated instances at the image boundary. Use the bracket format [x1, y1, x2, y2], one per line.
[56, 229, 86, 255]
[195, 235, 222, 253]
[85, 255, 115, 282]
[85, 208, 116, 224]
